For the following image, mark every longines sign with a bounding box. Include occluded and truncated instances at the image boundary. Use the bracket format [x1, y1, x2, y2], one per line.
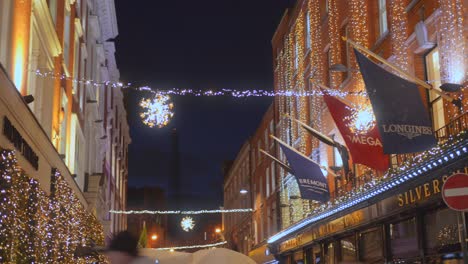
[3, 116, 39, 170]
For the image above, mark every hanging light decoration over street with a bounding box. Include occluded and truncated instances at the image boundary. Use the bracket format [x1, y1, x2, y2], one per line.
[140, 94, 174, 128]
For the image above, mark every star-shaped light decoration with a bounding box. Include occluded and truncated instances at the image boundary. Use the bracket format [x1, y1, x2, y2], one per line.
[140, 94, 174, 128]
[180, 216, 195, 232]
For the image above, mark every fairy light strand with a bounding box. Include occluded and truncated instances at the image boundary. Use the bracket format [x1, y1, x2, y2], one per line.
[33, 69, 366, 98]
[109, 208, 253, 215]
[154, 241, 228, 251]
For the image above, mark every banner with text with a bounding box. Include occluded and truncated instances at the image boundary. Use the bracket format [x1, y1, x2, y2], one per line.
[354, 49, 437, 154]
[278, 140, 330, 202]
[322, 91, 389, 171]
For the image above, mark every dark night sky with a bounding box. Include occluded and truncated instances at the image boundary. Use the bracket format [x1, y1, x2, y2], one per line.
[115, 1, 294, 210]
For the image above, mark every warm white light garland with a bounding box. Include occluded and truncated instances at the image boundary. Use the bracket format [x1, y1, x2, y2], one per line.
[109, 208, 253, 215]
[154, 241, 227, 251]
[32, 69, 365, 98]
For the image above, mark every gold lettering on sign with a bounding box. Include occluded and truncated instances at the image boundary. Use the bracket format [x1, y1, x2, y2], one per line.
[397, 171, 467, 207]
[424, 183, 431, 197]
[433, 179, 440, 193]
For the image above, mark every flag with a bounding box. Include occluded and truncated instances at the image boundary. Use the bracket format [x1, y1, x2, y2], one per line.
[322, 90, 389, 171]
[276, 139, 330, 202]
[354, 49, 437, 154]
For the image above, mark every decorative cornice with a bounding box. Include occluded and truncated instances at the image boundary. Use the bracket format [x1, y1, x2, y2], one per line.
[32, 0, 62, 58]
[97, 0, 118, 40]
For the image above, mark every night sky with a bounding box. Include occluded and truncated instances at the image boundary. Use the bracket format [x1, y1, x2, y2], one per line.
[115, 1, 294, 210]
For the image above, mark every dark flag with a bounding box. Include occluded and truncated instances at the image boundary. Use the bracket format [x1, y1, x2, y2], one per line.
[275, 138, 330, 202]
[354, 49, 437, 154]
[322, 91, 389, 171]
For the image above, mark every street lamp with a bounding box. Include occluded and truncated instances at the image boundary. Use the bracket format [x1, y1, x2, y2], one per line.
[151, 234, 158, 241]
[215, 228, 221, 234]
[239, 189, 248, 194]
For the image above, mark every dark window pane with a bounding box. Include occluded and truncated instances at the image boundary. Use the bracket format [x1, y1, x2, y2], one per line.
[390, 218, 419, 259]
[340, 235, 357, 261]
[425, 208, 460, 255]
[360, 228, 384, 263]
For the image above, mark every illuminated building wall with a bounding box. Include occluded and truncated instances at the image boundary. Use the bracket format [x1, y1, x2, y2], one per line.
[0, 0, 131, 241]
[271, 0, 467, 232]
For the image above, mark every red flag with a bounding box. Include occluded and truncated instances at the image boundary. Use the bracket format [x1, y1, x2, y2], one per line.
[322, 91, 389, 171]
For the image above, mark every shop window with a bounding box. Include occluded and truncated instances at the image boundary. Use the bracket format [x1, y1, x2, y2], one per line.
[312, 245, 323, 264]
[340, 235, 357, 262]
[360, 228, 384, 262]
[294, 250, 304, 264]
[390, 217, 420, 260]
[325, 242, 337, 264]
[425, 48, 446, 131]
[424, 208, 460, 255]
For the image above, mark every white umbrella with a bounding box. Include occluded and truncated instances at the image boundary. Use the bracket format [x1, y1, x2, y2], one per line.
[192, 248, 256, 264]
[139, 248, 192, 264]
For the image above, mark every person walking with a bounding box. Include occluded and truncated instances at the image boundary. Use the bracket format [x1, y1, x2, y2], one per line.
[104, 231, 154, 264]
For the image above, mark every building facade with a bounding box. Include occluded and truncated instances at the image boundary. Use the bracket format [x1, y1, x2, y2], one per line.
[0, 0, 130, 247]
[248, 104, 281, 264]
[267, 0, 468, 263]
[224, 142, 252, 255]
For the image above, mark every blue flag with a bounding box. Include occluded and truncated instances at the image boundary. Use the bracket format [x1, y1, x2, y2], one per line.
[354, 49, 437, 154]
[277, 141, 330, 202]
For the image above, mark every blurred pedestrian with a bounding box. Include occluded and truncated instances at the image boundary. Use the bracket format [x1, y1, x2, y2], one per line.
[104, 231, 153, 264]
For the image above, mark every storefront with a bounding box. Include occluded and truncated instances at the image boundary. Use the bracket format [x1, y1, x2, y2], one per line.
[273, 166, 468, 264]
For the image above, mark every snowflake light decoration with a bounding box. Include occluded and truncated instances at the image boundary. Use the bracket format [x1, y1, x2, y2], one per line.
[139, 94, 174, 128]
[180, 216, 195, 232]
[345, 103, 376, 134]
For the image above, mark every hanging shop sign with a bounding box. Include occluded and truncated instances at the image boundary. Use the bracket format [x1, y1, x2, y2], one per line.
[2, 116, 39, 170]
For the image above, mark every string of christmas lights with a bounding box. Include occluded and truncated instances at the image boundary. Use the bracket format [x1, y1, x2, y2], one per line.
[32, 69, 366, 98]
[154, 241, 227, 251]
[109, 208, 253, 215]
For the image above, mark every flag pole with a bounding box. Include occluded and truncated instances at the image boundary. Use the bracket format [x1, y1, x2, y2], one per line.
[270, 135, 337, 177]
[259, 149, 294, 174]
[286, 115, 335, 147]
[343, 37, 454, 103]
[286, 115, 351, 176]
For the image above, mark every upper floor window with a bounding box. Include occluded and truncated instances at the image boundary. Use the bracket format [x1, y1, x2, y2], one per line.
[305, 12, 311, 49]
[320, 0, 329, 19]
[295, 39, 299, 70]
[378, 0, 388, 37]
[63, 8, 71, 69]
[425, 48, 445, 131]
[48, 0, 57, 24]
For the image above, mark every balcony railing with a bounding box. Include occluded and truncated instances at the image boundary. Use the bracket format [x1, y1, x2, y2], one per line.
[394, 112, 468, 167]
